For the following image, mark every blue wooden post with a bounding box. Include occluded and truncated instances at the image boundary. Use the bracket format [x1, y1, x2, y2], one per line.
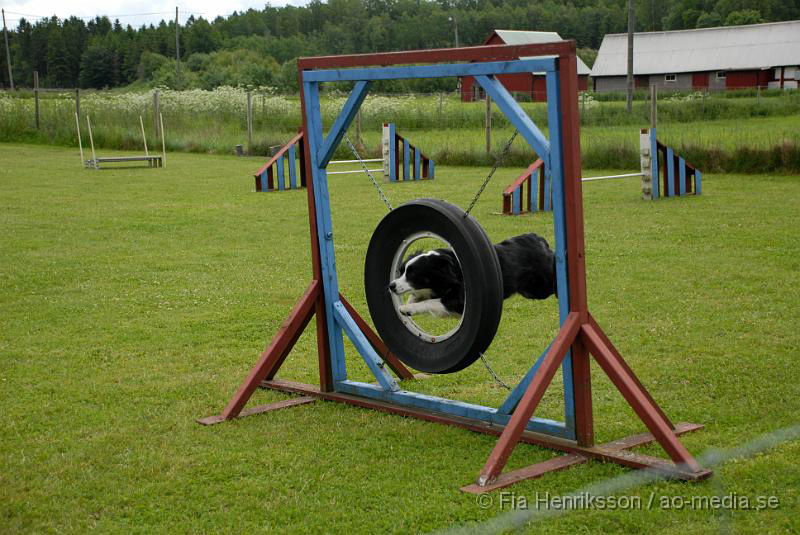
[695, 170, 702, 194]
[512, 186, 521, 214]
[666, 147, 675, 197]
[288, 144, 297, 189]
[260, 171, 268, 191]
[650, 129, 659, 199]
[403, 139, 410, 180]
[544, 168, 552, 210]
[428, 160, 434, 179]
[546, 68, 576, 437]
[414, 147, 421, 180]
[679, 157, 687, 196]
[276, 155, 285, 191]
[302, 80, 347, 382]
[388, 123, 397, 182]
[531, 170, 540, 212]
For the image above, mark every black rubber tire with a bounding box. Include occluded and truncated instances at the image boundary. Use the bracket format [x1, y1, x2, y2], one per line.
[364, 199, 503, 374]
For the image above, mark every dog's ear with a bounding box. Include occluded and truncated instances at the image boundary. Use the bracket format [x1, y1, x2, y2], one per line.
[441, 250, 462, 279]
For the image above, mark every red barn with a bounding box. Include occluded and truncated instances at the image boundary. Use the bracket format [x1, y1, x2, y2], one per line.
[591, 20, 800, 93]
[460, 30, 591, 102]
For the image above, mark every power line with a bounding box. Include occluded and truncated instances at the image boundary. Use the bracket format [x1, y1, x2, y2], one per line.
[3, 9, 209, 21]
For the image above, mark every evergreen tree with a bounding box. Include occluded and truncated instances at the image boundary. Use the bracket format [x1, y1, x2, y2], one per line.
[79, 38, 115, 88]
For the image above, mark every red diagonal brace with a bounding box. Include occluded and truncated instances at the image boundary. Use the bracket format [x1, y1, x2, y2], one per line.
[218, 280, 320, 420]
[581, 320, 701, 472]
[477, 312, 581, 486]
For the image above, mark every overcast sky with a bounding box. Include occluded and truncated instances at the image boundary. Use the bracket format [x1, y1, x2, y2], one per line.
[2, 1, 309, 29]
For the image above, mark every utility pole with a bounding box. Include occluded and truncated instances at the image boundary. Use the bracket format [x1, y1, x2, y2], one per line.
[2, 9, 13, 90]
[448, 15, 459, 48]
[175, 7, 181, 90]
[626, 0, 635, 113]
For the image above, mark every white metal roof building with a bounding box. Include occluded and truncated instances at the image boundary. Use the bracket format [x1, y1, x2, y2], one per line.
[590, 20, 800, 92]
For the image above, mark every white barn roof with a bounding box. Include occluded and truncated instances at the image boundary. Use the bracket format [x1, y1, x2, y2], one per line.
[490, 30, 592, 75]
[591, 20, 800, 77]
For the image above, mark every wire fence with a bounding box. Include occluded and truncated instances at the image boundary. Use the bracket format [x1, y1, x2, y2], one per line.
[1, 86, 798, 171]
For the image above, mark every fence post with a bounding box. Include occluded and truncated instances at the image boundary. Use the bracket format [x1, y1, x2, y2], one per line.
[650, 85, 657, 128]
[75, 88, 80, 119]
[153, 90, 161, 141]
[485, 94, 491, 154]
[2, 9, 13, 90]
[246, 91, 253, 155]
[355, 108, 362, 147]
[33, 70, 40, 129]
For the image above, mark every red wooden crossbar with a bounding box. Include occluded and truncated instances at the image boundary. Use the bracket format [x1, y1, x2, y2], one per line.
[254, 130, 307, 192]
[297, 41, 575, 70]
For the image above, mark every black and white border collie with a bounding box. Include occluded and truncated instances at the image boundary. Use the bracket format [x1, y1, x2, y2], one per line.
[389, 233, 556, 317]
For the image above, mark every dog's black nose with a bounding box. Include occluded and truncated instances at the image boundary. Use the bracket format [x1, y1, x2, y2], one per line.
[388, 281, 396, 293]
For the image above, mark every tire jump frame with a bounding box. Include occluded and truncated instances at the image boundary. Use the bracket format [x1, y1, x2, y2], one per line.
[202, 41, 711, 493]
[254, 123, 433, 192]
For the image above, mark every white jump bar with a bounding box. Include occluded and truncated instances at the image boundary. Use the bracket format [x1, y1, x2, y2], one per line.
[582, 172, 643, 182]
[329, 158, 383, 164]
[327, 168, 384, 175]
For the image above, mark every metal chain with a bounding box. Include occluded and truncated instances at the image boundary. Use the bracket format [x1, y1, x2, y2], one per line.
[463, 130, 519, 217]
[344, 132, 393, 212]
[479, 353, 512, 390]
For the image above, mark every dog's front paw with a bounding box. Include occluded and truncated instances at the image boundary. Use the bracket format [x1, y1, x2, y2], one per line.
[398, 304, 413, 316]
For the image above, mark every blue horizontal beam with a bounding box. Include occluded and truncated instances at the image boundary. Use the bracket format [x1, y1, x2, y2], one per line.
[335, 380, 573, 439]
[303, 58, 557, 82]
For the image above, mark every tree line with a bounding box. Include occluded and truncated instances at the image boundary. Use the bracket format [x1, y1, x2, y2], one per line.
[1, 0, 797, 91]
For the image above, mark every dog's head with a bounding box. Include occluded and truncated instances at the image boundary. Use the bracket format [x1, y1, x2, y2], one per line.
[389, 249, 461, 296]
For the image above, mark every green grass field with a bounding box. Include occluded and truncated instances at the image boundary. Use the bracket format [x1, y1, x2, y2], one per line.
[1, 143, 798, 534]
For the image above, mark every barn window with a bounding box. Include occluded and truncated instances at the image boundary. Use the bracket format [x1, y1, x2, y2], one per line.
[716, 71, 727, 79]
[665, 74, 677, 83]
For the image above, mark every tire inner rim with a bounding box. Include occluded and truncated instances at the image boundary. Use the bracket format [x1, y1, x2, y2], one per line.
[389, 231, 466, 343]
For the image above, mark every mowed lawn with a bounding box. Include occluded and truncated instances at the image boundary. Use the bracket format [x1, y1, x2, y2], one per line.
[1, 142, 798, 534]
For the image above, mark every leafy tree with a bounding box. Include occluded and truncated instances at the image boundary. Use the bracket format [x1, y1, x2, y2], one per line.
[724, 9, 765, 26]
[695, 12, 723, 27]
[184, 18, 220, 55]
[137, 51, 169, 80]
[577, 47, 598, 69]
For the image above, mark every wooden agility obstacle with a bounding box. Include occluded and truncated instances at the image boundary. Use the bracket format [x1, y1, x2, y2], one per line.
[503, 127, 703, 215]
[77, 114, 164, 169]
[254, 123, 433, 192]
[202, 41, 711, 493]
[502, 158, 551, 215]
[640, 128, 702, 200]
[383, 122, 435, 182]
[254, 129, 308, 192]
